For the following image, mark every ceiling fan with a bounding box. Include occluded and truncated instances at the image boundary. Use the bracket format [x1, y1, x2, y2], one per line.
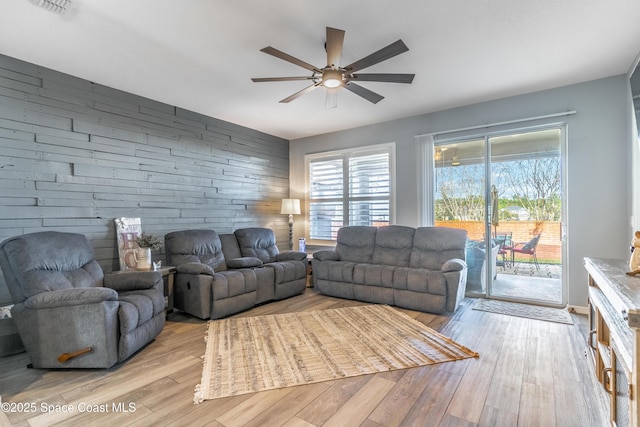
[251, 27, 415, 107]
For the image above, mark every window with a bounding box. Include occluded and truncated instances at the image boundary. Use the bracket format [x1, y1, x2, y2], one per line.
[306, 144, 394, 243]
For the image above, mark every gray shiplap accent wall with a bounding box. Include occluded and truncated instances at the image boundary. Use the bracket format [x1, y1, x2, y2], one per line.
[0, 54, 291, 305]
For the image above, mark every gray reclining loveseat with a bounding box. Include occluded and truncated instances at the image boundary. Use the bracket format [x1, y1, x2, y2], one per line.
[164, 227, 307, 319]
[312, 225, 468, 314]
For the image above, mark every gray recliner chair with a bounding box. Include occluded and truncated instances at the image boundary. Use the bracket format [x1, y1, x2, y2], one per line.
[0, 231, 165, 369]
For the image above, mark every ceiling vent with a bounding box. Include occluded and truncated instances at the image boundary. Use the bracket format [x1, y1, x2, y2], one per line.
[34, 0, 72, 14]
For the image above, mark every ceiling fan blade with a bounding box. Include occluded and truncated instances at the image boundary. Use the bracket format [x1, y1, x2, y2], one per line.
[279, 82, 322, 103]
[325, 87, 338, 109]
[252, 76, 316, 82]
[349, 73, 415, 84]
[326, 27, 345, 68]
[343, 82, 384, 104]
[260, 46, 321, 73]
[345, 39, 409, 73]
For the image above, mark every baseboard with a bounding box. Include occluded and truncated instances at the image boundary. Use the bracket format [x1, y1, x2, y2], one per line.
[567, 305, 589, 315]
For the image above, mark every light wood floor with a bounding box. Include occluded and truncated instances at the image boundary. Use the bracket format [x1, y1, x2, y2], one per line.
[0, 290, 609, 427]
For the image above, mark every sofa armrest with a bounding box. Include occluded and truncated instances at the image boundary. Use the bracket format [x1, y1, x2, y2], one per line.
[227, 257, 263, 268]
[176, 262, 215, 276]
[313, 250, 340, 261]
[276, 251, 307, 262]
[441, 258, 467, 273]
[24, 287, 118, 309]
[104, 271, 162, 291]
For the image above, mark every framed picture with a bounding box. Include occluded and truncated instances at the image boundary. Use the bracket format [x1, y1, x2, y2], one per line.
[115, 217, 142, 270]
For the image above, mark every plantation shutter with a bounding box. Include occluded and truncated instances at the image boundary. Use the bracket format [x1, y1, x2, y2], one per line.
[348, 152, 390, 227]
[308, 157, 344, 241]
[307, 145, 392, 242]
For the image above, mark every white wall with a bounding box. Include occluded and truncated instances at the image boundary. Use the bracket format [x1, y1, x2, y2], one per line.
[290, 75, 633, 308]
[628, 53, 640, 240]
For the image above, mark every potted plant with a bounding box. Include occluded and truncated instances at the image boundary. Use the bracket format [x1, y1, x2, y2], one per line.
[135, 232, 161, 271]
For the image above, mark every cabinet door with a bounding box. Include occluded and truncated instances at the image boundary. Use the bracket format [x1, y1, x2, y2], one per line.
[614, 349, 630, 427]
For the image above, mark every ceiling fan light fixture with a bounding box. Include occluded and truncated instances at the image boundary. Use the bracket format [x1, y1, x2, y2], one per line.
[252, 27, 414, 105]
[322, 69, 343, 88]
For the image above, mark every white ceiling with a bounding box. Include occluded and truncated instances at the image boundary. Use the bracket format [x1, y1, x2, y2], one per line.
[2, 0, 640, 140]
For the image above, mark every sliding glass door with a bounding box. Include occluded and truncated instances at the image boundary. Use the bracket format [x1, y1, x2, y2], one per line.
[433, 127, 564, 306]
[434, 138, 490, 295]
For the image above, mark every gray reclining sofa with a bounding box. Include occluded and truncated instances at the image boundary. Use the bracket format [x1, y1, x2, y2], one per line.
[312, 225, 468, 314]
[164, 227, 307, 319]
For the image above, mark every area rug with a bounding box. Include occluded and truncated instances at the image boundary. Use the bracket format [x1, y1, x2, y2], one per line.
[473, 299, 573, 325]
[194, 304, 479, 403]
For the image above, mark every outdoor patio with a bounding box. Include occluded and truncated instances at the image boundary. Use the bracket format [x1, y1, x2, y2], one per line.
[492, 262, 562, 304]
[437, 220, 564, 304]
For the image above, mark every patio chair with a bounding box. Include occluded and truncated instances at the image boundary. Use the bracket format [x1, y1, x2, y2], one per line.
[495, 232, 513, 269]
[510, 234, 541, 270]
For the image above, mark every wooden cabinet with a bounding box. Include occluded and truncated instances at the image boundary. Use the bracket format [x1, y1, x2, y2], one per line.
[585, 257, 640, 426]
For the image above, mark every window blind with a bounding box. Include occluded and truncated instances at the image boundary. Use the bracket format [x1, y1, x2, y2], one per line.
[308, 147, 391, 242]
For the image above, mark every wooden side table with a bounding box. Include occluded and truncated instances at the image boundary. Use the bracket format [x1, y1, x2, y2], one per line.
[306, 254, 313, 287]
[155, 266, 176, 315]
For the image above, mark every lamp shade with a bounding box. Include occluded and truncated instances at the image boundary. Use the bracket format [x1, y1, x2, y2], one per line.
[280, 199, 301, 215]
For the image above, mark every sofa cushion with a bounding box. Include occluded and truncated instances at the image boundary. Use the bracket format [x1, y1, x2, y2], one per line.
[354, 264, 395, 287]
[24, 287, 117, 309]
[164, 229, 227, 271]
[335, 226, 377, 263]
[0, 231, 104, 300]
[313, 250, 340, 261]
[393, 267, 447, 295]
[177, 262, 215, 275]
[211, 270, 257, 300]
[313, 260, 356, 283]
[234, 228, 279, 263]
[104, 270, 160, 291]
[226, 257, 263, 268]
[372, 225, 415, 267]
[219, 233, 242, 260]
[267, 260, 307, 284]
[276, 251, 307, 262]
[442, 259, 466, 272]
[117, 293, 155, 335]
[23, 262, 104, 298]
[409, 227, 467, 270]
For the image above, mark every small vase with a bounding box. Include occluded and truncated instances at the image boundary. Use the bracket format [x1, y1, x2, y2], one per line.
[135, 247, 152, 271]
